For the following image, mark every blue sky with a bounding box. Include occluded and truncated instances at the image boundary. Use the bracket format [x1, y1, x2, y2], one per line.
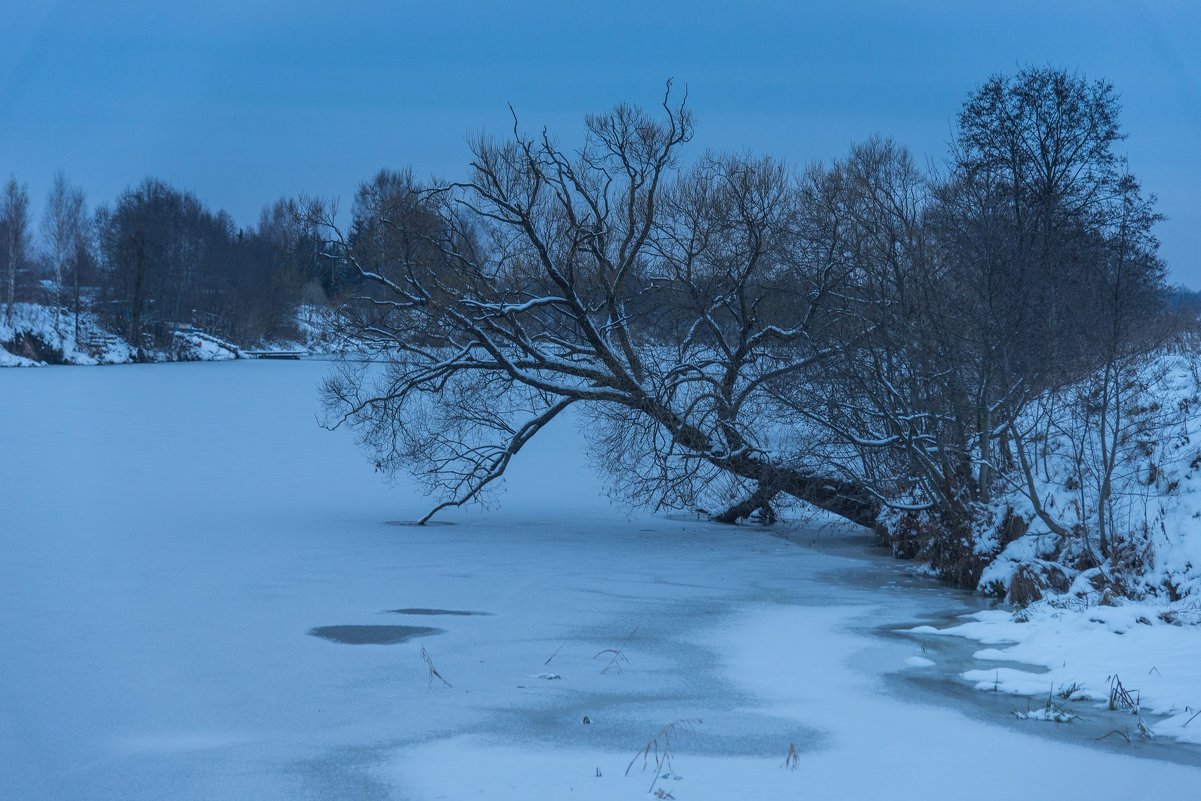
[3, 0, 1199, 285]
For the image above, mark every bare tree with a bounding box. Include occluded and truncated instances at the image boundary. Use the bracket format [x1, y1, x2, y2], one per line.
[1007, 173, 1170, 566]
[317, 87, 877, 527]
[953, 69, 1168, 566]
[315, 72, 1170, 587]
[768, 69, 1167, 583]
[764, 138, 987, 564]
[1, 175, 32, 323]
[99, 178, 265, 350]
[41, 172, 88, 338]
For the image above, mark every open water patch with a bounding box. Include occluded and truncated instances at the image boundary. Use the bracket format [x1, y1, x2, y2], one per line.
[308, 625, 442, 645]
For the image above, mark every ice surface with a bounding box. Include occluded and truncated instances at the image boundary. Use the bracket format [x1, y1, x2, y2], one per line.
[1, 361, 1197, 800]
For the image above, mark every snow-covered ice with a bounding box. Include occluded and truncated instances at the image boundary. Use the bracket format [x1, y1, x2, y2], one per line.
[1, 361, 1198, 800]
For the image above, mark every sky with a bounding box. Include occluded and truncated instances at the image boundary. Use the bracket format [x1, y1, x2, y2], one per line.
[2, 0, 1200, 285]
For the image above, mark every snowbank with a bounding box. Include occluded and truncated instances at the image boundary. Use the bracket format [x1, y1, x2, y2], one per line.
[0, 303, 132, 365]
[955, 347, 1201, 607]
[0, 303, 295, 365]
[911, 601, 1201, 744]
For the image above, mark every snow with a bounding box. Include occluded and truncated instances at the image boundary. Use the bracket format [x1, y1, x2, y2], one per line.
[892, 347, 1201, 749]
[905, 655, 936, 667]
[171, 329, 240, 360]
[289, 303, 356, 354]
[0, 302, 294, 365]
[0, 302, 132, 365]
[1, 361, 1198, 800]
[389, 602, 1201, 799]
[980, 348, 1201, 607]
[0, 345, 38, 367]
[1012, 705, 1079, 723]
[909, 603, 1201, 744]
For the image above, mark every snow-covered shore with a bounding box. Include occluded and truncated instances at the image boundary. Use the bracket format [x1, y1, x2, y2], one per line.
[1, 361, 1197, 800]
[910, 601, 1201, 745]
[0, 303, 134, 365]
[0, 302, 340, 366]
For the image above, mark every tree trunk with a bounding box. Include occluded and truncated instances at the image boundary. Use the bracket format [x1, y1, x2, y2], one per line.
[73, 262, 81, 343]
[648, 397, 880, 529]
[713, 485, 778, 524]
[721, 454, 879, 529]
[4, 233, 14, 323]
[129, 234, 145, 350]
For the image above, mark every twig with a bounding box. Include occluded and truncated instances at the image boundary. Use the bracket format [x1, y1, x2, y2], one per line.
[544, 641, 567, 666]
[421, 644, 452, 688]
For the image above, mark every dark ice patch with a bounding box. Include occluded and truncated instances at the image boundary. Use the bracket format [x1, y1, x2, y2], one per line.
[308, 625, 442, 645]
[387, 608, 490, 616]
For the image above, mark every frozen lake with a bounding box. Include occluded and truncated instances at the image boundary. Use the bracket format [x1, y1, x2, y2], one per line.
[1, 360, 1197, 799]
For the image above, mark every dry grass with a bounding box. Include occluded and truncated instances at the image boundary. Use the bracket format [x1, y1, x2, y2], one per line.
[781, 742, 800, 770]
[1106, 674, 1139, 711]
[1097, 674, 1156, 742]
[626, 719, 700, 794]
[595, 626, 638, 674]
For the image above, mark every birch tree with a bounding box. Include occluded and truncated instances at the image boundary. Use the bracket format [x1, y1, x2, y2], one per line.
[42, 172, 88, 337]
[1, 176, 32, 323]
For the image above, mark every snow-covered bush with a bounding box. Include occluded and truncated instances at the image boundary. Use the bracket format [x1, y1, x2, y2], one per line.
[966, 342, 1201, 606]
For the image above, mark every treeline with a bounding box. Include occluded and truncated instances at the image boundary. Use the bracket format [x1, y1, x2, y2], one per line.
[0, 174, 341, 352]
[4, 79, 1198, 362]
[0, 164, 505, 354]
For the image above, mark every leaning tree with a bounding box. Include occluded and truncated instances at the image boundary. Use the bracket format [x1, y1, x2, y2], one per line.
[316, 86, 878, 527]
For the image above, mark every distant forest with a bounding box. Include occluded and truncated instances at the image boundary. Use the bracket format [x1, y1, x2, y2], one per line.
[1, 174, 332, 350]
[2, 84, 1200, 356]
